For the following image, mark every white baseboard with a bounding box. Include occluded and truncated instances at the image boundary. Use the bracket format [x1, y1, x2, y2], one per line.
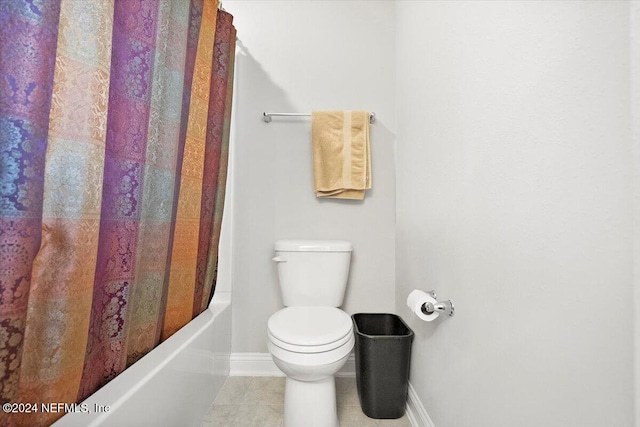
[406, 382, 435, 427]
[229, 353, 434, 427]
[229, 352, 355, 377]
[230, 353, 282, 376]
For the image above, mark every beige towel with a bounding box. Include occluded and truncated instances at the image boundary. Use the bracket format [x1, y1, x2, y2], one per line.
[311, 110, 371, 200]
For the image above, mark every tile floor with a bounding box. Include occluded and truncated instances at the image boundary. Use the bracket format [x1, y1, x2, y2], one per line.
[201, 376, 412, 427]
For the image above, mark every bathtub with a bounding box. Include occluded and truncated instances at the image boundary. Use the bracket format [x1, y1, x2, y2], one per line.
[53, 294, 231, 427]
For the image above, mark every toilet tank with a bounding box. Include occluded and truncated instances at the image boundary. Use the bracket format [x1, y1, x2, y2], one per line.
[273, 240, 352, 307]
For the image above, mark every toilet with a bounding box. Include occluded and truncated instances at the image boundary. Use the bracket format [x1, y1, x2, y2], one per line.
[268, 240, 354, 427]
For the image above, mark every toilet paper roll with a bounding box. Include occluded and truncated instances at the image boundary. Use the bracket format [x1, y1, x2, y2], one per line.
[407, 289, 440, 322]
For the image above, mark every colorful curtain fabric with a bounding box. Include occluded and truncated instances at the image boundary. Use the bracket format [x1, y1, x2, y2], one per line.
[0, 0, 236, 425]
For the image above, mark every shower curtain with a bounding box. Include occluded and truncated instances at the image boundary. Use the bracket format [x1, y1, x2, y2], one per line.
[0, 0, 236, 425]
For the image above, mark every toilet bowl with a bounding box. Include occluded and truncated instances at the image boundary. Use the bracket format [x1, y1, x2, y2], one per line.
[268, 240, 353, 427]
[267, 306, 354, 427]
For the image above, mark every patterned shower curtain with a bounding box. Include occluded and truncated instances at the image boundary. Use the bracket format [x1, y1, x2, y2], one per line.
[0, 0, 236, 425]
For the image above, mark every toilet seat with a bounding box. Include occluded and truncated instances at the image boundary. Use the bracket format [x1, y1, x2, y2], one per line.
[268, 329, 352, 354]
[268, 307, 353, 354]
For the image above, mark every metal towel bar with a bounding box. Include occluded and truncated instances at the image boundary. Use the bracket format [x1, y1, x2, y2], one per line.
[262, 112, 375, 124]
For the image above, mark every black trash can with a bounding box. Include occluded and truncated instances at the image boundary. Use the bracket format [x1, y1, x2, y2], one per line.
[352, 313, 414, 419]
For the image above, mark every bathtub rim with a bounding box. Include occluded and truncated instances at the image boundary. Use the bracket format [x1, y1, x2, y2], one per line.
[53, 293, 231, 427]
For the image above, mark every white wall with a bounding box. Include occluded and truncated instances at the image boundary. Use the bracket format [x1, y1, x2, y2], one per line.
[632, 2, 640, 424]
[395, 2, 635, 427]
[225, 0, 396, 353]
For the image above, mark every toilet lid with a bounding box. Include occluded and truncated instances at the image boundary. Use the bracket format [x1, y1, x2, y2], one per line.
[268, 307, 353, 348]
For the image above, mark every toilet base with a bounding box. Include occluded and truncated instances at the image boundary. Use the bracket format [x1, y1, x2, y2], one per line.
[284, 376, 338, 427]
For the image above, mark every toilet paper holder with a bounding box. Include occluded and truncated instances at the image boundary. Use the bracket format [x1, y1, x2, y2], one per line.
[422, 291, 455, 317]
